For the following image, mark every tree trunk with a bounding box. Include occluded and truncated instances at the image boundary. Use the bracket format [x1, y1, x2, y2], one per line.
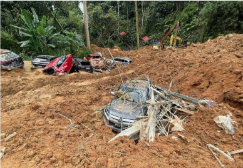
[127, 5, 129, 32]
[135, 1, 139, 49]
[173, 21, 179, 47]
[141, 1, 144, 29]
[83, 1, 90, 49]
[118, 1, 119, 34]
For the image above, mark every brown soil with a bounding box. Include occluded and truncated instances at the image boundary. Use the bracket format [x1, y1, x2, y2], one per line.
[1, 34, 243, 168]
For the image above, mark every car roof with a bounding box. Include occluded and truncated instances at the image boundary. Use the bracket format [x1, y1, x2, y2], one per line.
[75, 58, 90, 62]
[36, 55, 56, 59]
[0, 49, 12, 54]
[122, 79, 150, 90]
[115, 57, 131, 60]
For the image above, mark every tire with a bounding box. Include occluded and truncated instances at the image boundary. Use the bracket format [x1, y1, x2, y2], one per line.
[64, 72, 68, 76]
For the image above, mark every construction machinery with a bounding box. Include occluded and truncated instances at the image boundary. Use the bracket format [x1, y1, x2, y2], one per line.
[170, 35, 182, 46]
[159, 21, 179, 49]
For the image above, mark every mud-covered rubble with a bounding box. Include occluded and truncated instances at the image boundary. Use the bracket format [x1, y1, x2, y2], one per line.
[1, 34, 243, 168]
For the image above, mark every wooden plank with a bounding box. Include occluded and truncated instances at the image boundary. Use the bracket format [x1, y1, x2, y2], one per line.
[174, 107, 194, 115]
[108, 119, 147, 143]
[229, 149, 243, 155]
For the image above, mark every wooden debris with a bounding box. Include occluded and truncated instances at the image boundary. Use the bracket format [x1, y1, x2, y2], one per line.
[229, 149, 243, 155]
[5, 132, 17, 141]
[108, 119, 147, 143]
[107, 82, 216, 143]
[175, 107, 194, 115]
[170, 116, 185, 132]
[0, 147, 6, 160]
[207, 144, 234, 168]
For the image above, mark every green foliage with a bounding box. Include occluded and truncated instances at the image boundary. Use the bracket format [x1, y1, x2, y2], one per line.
[12, 8, 57, 56]
[2, 1, 243, 54]
[1, 31, 19, 52]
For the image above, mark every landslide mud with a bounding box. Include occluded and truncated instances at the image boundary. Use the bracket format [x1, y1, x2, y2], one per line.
[1, 34, 243, 167]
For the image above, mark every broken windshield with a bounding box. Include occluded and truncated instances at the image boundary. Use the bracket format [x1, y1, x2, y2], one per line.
[56, 56, 66, 67]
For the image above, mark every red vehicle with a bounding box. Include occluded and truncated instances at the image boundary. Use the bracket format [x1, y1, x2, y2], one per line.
[43, 54, 78, 75]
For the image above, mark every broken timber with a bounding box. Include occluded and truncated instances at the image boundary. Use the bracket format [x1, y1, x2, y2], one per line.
[108, 119, 147, 143]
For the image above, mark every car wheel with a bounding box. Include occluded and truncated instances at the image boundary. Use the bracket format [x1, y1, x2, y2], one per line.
[64, 72, 68, 76]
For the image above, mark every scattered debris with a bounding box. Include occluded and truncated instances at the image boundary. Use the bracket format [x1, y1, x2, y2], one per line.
[0, 147, 6, 160]
[170, 116, 185, 132]
[214, 114, 235, 134]
[107, 78, 216, 143]
[171, 136, 178, 141]
[108, 119, 147, 143]
[207, 144, 234, 168]
[5, 132, 17, 141]
[57, 113, 78, 131]
[228, 149, 243, 155]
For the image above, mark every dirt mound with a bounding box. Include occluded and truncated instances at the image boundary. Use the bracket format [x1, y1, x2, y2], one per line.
[1, 34, 243, 168]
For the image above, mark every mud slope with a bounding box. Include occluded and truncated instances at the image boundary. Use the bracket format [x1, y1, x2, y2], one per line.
[1, 34, 243, 168]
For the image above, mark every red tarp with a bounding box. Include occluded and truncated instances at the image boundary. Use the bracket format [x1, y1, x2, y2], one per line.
[142, 36, 150, 41]
[119, 32, 126, 36]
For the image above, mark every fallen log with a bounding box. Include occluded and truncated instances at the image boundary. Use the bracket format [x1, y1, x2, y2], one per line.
[154, 85, 216, 107]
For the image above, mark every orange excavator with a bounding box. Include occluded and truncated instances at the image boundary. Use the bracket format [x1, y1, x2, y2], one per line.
[159, 21, 180, 49]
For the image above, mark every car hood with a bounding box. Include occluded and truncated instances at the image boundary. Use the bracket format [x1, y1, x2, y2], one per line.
[44, 57, 60, 70]
[108, 99, 143, 119]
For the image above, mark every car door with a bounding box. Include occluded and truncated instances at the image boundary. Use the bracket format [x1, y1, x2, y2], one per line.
[59, 55, 74, 73]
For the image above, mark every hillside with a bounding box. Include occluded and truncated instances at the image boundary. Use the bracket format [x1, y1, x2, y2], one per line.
[1, 34, 243, 168]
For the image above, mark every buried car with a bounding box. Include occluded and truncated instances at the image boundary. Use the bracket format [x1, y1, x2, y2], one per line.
[0, 49, 24, 70]
[103, 79, 151, 132]
[43, 54, 79, 75]
[76, 58, 93, 73]
[31, 55, 56, 69]
[113, 57, 132, 65]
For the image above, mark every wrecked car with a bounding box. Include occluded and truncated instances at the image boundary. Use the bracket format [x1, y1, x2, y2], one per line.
[103, 79, 151, 132]
[43, 54, 79, 75]
[76, 58, 93, 73]
[85, 53, 102, 61]
[114, 57, 132, 65]
[0, 49, 24, 70]
[31, 55, 56, 69]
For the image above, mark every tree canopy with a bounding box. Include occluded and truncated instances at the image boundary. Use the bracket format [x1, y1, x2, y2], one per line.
[1, 1, 243, 58]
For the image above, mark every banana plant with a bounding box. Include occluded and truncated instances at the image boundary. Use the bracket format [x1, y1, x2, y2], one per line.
[12, 8, 56, 55]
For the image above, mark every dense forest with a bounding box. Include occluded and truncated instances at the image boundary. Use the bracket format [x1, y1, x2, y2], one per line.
[1, 1, 243, 59]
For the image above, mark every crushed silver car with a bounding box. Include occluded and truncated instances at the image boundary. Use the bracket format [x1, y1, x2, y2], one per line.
[103, 79, 151, 132]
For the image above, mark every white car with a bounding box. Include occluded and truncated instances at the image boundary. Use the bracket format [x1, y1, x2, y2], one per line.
[113, 57, 132, 65]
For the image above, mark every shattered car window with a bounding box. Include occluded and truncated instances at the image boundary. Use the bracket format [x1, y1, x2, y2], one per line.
[56, 56, 66, 67]
[119, 87, 147, 103]
[93, 56, 101, 59]
[81, 61, 91, 65]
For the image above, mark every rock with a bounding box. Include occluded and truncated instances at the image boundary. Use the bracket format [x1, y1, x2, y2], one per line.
[71, 156, 80, 166]
[1, 133, 6, 138]
[57, 142, 63, 146]
[45, 151, 53, 158]
[225, 34, 233, 40]
[35, 119, 45, 126]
